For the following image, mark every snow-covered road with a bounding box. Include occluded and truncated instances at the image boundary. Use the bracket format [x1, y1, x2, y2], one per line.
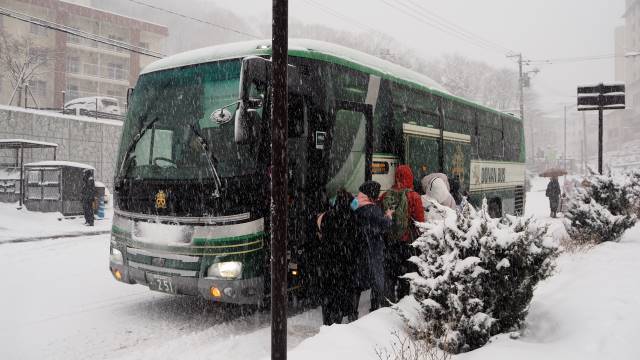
[0, 234, 325, 360]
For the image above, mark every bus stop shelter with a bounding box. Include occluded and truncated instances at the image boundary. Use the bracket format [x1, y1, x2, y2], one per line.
[0, 139, 58, 206]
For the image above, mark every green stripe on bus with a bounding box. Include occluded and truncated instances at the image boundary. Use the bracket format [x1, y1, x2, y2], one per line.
[191, 232, 265, 247]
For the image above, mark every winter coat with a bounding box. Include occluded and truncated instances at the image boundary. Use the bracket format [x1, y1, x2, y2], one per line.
[420, 173, 456, 210]
[380, 165, 425, 242]
[318, 198, 361, 297]
[355, 199, 391, 294]
[81, 171, 96, 201]
[546, 178, 561, 211]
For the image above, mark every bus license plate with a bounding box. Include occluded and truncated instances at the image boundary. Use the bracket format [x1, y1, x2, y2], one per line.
[148, 274, 176, 294]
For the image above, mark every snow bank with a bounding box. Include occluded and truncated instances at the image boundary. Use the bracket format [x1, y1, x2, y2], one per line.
[280, 224, 640, 360]
[0, 201, 111, 243]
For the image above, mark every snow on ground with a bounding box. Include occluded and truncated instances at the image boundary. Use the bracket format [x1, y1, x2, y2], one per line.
[280, 178, 640, 360]
[0, 201, 112, 243]
[1, 179, 639, 359]
[0, 233, 326, 360]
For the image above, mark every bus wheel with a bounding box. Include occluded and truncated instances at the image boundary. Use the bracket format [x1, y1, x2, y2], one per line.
[488, 197, 502, 218]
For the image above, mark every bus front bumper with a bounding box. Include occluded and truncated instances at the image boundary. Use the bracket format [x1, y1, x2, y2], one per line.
[109, 262, 264, 305]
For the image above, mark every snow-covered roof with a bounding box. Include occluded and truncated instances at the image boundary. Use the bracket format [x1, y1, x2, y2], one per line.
[0, 139, 58, 149]
[25, 161, 95, 170]
[141, 39, 448, 93]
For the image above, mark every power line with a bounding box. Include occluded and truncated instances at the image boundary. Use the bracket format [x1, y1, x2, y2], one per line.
[0, 6, 165, 58]
[526, 53, 619, 65]
[378, 0, 515, 56]
[123, 0, 262, 39]
[402, 0, 515, 54]
[300, 0, 378, 34]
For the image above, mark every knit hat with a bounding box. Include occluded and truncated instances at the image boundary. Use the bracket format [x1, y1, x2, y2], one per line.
[359, 180, 381, 201]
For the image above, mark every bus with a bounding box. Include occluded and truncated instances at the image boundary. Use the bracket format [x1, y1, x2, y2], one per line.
[109, 39, 525, 304]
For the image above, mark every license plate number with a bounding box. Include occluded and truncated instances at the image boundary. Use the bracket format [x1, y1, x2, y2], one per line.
[148, 274, 176, 294]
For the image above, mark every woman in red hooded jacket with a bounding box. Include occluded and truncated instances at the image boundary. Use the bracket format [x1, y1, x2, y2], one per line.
[380, 165, 424, 302]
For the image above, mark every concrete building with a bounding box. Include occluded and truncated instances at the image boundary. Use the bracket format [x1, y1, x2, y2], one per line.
[623, 0, 640, 111]
[0, 0, 167, 111]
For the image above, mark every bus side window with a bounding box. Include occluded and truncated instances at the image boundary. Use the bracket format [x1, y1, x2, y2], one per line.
[472, 112, 479, 159]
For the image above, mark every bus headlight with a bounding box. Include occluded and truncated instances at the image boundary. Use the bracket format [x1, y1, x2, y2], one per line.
[207, 261, 242, 279]
[110, 248, 123, 265]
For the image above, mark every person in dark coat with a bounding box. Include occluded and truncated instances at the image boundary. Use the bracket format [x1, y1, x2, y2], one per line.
[81, 169, 96, 226]
[546, 176, 561, 218]
[317, 189, 359, 325]
[354, 181, 392, 312]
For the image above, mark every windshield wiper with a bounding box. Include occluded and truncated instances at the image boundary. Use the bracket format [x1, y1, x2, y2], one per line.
[115, 116, 159, 185]
[188, 124, 222, 198]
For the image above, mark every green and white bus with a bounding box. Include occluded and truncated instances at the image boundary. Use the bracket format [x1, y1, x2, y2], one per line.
[109, 39, 525, 304]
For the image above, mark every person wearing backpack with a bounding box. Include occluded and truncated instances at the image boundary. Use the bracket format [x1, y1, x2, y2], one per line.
[380, 165, 425, 302]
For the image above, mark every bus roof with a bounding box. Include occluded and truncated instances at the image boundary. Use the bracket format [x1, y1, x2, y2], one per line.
[141, 39, 520, 121]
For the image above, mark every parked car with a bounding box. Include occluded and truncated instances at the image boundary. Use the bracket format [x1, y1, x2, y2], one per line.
[64, 96, 121, 115]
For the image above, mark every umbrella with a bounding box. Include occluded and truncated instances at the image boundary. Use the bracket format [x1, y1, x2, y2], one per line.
[539, 168, 568, 177]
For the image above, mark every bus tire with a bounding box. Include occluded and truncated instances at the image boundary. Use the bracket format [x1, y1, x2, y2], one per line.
[488, 197, 502, 218]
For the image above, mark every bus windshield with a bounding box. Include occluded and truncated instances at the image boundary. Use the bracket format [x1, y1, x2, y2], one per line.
[116, 59, 262, 181]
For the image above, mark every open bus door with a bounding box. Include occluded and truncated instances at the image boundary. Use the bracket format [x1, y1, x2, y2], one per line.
[292, 100, 373, 303]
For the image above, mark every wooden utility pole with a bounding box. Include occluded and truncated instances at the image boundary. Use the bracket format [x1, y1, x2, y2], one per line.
[271, 1, 288, 359]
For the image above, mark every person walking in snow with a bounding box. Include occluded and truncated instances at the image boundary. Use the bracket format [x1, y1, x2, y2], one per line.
[81, 169, 96, 226]
[354, 180, 392, 312]
[546, 176, 561, 218]
[380, 165, 425, 302]
[317, 189, 360, 325]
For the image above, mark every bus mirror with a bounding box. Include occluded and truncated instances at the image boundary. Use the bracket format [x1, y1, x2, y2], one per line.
[234, 102, 260, 144]
[239, 56, 270, 103]
[126, 87, 134, 108]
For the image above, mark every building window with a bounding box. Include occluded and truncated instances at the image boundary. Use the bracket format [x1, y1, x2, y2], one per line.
[28, 80, 47, 97]
[107, 63, 126, 80]
[66, 56, 80, 74]
[30, 23, 47, 36]
[67, 84, 79, 100]
[27, 47, 48, 63]
[107, 35, 126, 52]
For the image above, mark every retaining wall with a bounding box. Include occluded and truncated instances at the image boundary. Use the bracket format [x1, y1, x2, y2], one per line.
[0, 105, 123, 191]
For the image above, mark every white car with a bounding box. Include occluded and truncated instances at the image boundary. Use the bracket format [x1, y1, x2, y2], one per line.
[65, 96, 121, 115]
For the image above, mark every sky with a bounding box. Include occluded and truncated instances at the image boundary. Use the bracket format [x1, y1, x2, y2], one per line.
[210, 0, 626, 116]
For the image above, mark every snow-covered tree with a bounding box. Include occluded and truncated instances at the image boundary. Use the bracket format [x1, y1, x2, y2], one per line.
[565, 172, 637, 244]
[404, 201, 558, 353]
[625, 169, 640, 217]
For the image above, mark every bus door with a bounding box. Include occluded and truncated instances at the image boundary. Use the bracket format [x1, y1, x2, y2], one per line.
[323, 101, 374, 197]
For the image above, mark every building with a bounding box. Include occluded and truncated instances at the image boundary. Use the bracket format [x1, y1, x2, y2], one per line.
[0, 0, 167, 112]
[608, 0, 640, 147]
[623, 0, 640, 111]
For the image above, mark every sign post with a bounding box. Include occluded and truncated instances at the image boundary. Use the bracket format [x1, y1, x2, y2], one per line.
[271, 1, 288, 360]
[577, 83, 625, 174]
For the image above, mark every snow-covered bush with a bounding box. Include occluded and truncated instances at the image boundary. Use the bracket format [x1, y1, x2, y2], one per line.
[404, 200, 558, 354]
[564, 172, 636, 244]
[625, 169, 640, 217]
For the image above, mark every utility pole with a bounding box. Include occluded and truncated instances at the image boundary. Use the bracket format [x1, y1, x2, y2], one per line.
[582, 112, 586, 174]
[508, 53, 532, 160]
[271, 1, 288, 360]
[564, 104, 567, 171]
